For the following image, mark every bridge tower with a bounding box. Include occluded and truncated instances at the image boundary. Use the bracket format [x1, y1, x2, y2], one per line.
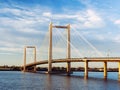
[23, 46, 36, 72]
[48, 22, 71, 74]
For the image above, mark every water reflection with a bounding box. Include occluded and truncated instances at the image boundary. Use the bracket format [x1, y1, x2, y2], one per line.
[65, 76, 70, 90]
[103, 76, 107, 81]
[84, 76, 88, 80]
[83, 78, 89, 90]
[21, 73, 27, 90]
[0, 71, 120, 90]
[118, 74, 120, 81]
[46, 74, 52, 90]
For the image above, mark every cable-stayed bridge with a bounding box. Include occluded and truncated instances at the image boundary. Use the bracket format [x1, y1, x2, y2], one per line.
[22, 23, 120, 80]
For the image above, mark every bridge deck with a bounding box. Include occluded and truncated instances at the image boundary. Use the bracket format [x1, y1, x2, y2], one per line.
[25, 57, 120, 67]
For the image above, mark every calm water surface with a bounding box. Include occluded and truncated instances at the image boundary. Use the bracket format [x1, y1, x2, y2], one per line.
[0, 71, 120, 90]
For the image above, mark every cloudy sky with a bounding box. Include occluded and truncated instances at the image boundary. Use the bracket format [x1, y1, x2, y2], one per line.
[1, 0, 120, 67]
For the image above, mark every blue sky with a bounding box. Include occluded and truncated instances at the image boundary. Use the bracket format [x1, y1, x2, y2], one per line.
[1, 0, 120, 67]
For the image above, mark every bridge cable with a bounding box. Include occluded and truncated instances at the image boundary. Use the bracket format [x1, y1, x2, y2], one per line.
[55, 28, 84, 58]
[71, 26, 104, 57]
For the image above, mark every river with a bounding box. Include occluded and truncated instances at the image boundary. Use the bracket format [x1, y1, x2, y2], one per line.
[0, 71, 120, 90]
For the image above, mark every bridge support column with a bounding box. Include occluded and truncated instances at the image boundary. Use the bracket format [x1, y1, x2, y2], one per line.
[118, 62, 120, 79]
[48, 22, 52, 73]
[67, 24, 71, 75]
[104, 61, 107, 78]
[119, 62, 120, 75]
[23, 47, 26, 72]
[84, 60, 88, 78]
[67, 62, 71, 75]
[34, 47, 36, 72]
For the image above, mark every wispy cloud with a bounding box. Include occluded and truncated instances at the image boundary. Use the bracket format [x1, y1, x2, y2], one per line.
[114, 19, 120, 25]
[43, 9, 105, 29]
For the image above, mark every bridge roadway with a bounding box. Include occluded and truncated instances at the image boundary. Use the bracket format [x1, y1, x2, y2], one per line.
[25, 57, 120, 67]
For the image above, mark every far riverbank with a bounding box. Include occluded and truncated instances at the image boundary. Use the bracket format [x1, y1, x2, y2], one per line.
[0, 66, 119, 72]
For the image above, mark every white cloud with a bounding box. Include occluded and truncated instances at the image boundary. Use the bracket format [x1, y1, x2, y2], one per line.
[81, 9, 104, 28]
[87, 9, 101, 21]
[0, 52, 17, 55]
[0, 8, 35, 17]
[113, 35, 120, 43]
[0, 8, 22, 15]
[43, 9, 104, 29]
[0, 47, 22, 53]
[43, 12, 52, 17]
[114, 19, 120, 25]
[0, 14, 48, 34]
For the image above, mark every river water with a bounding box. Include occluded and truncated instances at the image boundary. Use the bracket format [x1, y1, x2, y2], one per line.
[0, 71, 120, 90]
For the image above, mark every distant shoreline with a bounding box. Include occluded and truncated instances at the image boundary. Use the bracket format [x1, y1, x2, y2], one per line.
[0, 66, 119, 72]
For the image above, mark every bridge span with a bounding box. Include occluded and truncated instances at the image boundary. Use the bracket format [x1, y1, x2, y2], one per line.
[25, 57, 120, 67]
[23, 57, 120, 79]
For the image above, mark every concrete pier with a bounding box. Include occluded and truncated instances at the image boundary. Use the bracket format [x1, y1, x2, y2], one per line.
[23, 47, 26, 72]
[34, 47, 36, 72]
[104, 61, 107, 78]
[67, 62, 71, 75]
[84, 60, 88, 78]
[118, 62, 120, 75]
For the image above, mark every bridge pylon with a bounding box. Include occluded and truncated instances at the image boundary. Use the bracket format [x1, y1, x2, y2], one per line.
[48, 22, 71, 74]
[48, 23, 52, 73]
[23, 46, 36, 72]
